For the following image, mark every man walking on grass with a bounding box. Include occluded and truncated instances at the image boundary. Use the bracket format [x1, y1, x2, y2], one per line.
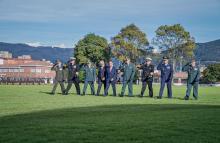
[120, 57, 136, 97]
[157, 56, 173, 99]
[51, 59, 65, 95]
[182, 59, 200, 100]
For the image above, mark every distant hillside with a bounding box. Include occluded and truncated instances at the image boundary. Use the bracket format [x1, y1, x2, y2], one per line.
[195, 39, 220, 63]
[1, 39, 220, 64]
[0, 42, 73, 63]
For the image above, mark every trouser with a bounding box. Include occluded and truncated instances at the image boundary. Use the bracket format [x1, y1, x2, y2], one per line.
[104, 81, 116, 96]
[141, 80, 153, 97]
[51, 80, 65, 94]
[65, 79, 81, 95]
[83, 81, 95, 95]
[159, 80, 172, 98]
[96, 80, 106, 96]
[185, 82, 199, 98]
[121, 80, 133, 96]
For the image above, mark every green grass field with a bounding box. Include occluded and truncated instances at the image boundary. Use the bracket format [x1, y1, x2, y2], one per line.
[0, 84, 220, 143]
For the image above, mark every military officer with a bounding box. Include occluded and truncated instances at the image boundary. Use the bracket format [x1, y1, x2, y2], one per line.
[51, 59, 65, 95]
[96, 60, 106, 96]
[82, 61, 96, 95]
[139, 57, 154, 97]
[64, 57, 81, 95]
[157, 56, 173, 99]
[104, 60, 117, 96]
[120, 57, 136, 97]
[182, 59, 200, 100]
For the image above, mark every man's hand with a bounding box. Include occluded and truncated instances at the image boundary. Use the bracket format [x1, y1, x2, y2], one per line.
[136, 64, 141, 68]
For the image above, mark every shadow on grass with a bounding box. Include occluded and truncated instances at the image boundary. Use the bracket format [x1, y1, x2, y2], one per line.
[38, 91, 190, 100]
[1, 104, 220, 143]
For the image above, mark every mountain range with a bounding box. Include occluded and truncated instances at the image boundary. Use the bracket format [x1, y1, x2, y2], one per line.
[195, 39, 220, 63]
[0, 42, 73, 63]
[0, 39, 220, 64]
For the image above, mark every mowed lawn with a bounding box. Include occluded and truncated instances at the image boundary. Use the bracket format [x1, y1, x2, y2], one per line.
[0, 84, 220, 143]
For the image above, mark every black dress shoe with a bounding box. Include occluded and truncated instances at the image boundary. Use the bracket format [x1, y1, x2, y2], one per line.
[194, 96, 198, 100]
[119, 94, 124, 97]
[157, 96, 162, 99]
[184, 96, 189, 100]
[139, 94, 143, 97]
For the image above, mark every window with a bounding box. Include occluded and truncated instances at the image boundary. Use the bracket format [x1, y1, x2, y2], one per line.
[19, 69, 24, 72]
[31, 69, 41, 73]
[14, 69, 19, 72]
[2, 69, 8, 72]
[36, 69, 41, 73]
[9, 69, 14, 72]
[31, 69, 36, 73]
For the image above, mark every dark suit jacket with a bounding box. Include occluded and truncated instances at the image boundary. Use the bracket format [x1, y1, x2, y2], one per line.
[97, 66, 106, 82]
[106, 66, 117, 83]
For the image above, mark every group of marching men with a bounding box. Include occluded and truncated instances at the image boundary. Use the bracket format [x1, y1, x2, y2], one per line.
[51, 56, 200, 100]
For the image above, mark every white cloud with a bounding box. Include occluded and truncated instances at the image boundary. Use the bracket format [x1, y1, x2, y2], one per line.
[26, 42, 67, 48]
[53, 43, 66, 48]
[26, 42, 42, 47]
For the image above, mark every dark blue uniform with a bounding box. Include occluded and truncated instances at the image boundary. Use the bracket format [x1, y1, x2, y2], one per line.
[104, 66, 117, 96]
[157, 61, 173, 98]
[96, 66, 106, 96]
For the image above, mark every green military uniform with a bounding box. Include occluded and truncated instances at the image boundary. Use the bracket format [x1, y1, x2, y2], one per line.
[51, 64, 65, 95]
[65, 62, 81, 95]
[182, 63, 200, 99]
[82, 65, 96, 95]
[120, 63, 136, 96]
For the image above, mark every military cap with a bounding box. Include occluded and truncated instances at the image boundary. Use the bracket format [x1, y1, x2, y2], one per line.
[163, 56, 169, 60]
[70, 57, 76, 61]
[146, 57, 152, 61]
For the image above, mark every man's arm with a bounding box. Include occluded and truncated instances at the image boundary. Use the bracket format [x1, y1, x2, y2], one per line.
[157, 60, 163, 70]
[182, 63, 190, 72]
[130, 64, 136, 80]
[170, 64, 174, 80]
[195, 67, 200, 82]
[93, 68, 96, 81]
[51, 64, 57, 71]
[150, 65, 154, 75]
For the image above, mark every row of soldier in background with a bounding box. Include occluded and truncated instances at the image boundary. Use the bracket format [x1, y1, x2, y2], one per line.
[51, 56, 200, 100]
[0, 77, 50, 85]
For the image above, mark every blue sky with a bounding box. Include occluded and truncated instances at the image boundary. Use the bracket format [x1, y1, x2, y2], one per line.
[0, 0, 220, 48]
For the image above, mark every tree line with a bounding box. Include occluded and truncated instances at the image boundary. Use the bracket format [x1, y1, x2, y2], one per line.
[73, 23, 219, 83]
[74, 24, 195, 69]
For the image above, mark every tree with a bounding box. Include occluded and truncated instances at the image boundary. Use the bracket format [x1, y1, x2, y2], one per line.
[111, 24, 149, 62]
[152, 24, 196, 72]
[202, 64, 220, 83]
[74, 33, 109, 64]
